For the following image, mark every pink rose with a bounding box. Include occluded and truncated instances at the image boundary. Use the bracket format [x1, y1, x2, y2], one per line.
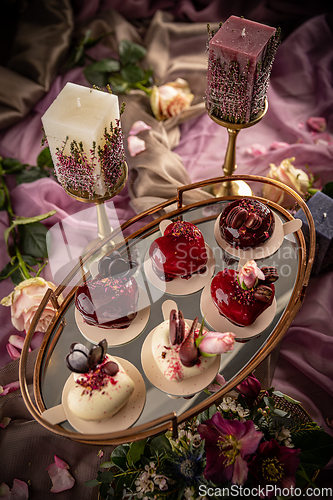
[238, 260, 265, 290]
[262, 157, 310, 208]
[1, 277, 62, 332]
[150, 78, 194, 121]
[199, 331, 235, 356]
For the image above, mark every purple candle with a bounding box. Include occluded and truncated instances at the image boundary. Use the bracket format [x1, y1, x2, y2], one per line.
[206, 16, 280, 123]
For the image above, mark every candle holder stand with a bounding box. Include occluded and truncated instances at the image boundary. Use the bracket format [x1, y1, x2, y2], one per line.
[64, 162, 128, 267]
[207, 100, 268, 197]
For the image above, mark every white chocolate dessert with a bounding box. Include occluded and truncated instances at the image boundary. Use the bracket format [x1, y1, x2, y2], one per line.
[67, 354, 134, 421]
[151, 318, 216, 383]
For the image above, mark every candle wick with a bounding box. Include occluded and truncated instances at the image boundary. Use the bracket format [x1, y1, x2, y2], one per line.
[77, 98, 81, 108]
[241, 28, 246, 37]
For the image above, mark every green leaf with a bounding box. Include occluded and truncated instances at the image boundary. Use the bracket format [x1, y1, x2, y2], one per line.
[119, 39, 146, 65]
[15, 168, 50, 185]
[150, 434, 172, 456]
[120, 64, 144, 84]
[0, 260, 19, 281]
[0, 187, 5, 209]
[100, 461, 113, 469]
[37, 147, 53, 169]
[84, 65, 108, 87]
[293, 431, 333, 471]
[322, 181, 333, 199]
[89, 58, 120, 74]
[108, 75, 129, 94]
[99, 482, 110, 499]
[111, 444, 129, 471]
[1, 158, 26, 174]
[97, 470, 114, 483]
[18, 222, 48, 258]
[127, 439, 146, 464]
[84, 479, 100, 488]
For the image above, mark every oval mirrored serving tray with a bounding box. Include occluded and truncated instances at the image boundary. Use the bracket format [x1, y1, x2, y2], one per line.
[19, 175, 315, 445]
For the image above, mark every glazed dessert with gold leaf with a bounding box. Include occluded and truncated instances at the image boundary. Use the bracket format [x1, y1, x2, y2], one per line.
[151, 310, 235, 382]
[65, 340, 134, 421]
[211, 260, 279, 327]
[219, 199, 275, 249]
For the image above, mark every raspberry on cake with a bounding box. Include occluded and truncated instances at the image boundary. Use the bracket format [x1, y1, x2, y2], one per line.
[65, 341, 135, 421]
[219, 199, 275, 249]
[211, 260, 279, 327]
[75, 252, 139, 329]
[149, 221, 208, 281]
[151, 309, 235, 382]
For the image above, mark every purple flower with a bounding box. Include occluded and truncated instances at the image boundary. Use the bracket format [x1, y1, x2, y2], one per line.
[198, 413, 263, 485]
[248, 439, 300, 498]
[236, 374, 261, 399]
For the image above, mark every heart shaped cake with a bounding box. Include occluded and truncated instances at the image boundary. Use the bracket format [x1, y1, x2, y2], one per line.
[66, 342, 134, 421]
[211, 261, 279, 327]
[149, 221, 208, 281]
[75, 252, 139, 329]
[219, 199, 275, 249]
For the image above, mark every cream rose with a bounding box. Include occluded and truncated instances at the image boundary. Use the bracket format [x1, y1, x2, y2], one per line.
[262, 157, 310, 208]
[1, 277, 62, 332]
[150, 78, 194, 121]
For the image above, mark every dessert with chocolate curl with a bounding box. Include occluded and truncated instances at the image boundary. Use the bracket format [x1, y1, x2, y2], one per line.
[219, 199, 275, 249]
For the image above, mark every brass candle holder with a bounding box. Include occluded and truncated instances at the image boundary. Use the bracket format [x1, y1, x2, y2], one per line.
[207, 100, 268, 197]
[64, 162, 128, 261]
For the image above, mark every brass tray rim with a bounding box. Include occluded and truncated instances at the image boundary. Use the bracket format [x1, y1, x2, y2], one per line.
[19, 174, 315, 444]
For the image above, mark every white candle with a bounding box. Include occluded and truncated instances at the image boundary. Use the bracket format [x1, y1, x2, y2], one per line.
[42, 82, 124, 197]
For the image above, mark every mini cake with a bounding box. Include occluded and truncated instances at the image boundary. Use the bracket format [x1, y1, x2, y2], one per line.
[66, 341, 134, 421]
[75, 252, 138, 329]
[151, 310, 235, 382]
[219, 199, 275, 249]
[211, 260, 278, 327]
[149, 221, 208, 281]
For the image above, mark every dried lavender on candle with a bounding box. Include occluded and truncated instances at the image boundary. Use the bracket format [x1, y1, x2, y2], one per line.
[206, 16, 280, 124]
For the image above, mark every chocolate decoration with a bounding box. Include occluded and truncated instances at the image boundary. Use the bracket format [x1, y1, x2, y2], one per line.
[179, 317, 199, 367]
[260, 266, 279, 283]
[254, 285, 273, 302]
[226, 207, 248, 229]
[244, 213, 262, 230]
[102, 361, 119, 376]
[169, 309, 185, 345]
[66, 339, 108, 373]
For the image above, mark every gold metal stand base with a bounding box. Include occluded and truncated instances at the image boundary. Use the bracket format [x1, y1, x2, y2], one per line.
[207, 101, 268, 197]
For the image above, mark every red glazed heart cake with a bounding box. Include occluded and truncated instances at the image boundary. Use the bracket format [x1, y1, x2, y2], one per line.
[211, 260, 279, 327]
[149, 221, 208, 281]
[219, 199, 275, 249]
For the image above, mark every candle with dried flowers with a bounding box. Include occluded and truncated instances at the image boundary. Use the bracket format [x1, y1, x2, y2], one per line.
[41, 82, 125, 198]
[206, 16, 280, 123]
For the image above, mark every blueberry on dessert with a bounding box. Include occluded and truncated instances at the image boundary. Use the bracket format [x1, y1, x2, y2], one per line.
[219, 199, 275, 249]
[149, 221, 208, 281]
[211, 260, 279, 327]
[75, 251, 139, 329]
[65, 340, 135, 421]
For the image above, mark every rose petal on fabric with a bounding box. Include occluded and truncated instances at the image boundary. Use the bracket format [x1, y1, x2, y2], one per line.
[8, 334, 31, 352]
[47, 456, 75, 493]
[6, 343, 21, 360]
[97, 450, 104, 458]
[245, 143, 267, 157]
[313, 132, 333, 145]
[0, 381, 20, 396]
[0, 417, 11, 428]
[129, 120, 152, 135]
[0, 479, 29, 499]
[269, 141, 289, 150]
[127, 135, 146, 157]
[307, 116, 326, 132]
